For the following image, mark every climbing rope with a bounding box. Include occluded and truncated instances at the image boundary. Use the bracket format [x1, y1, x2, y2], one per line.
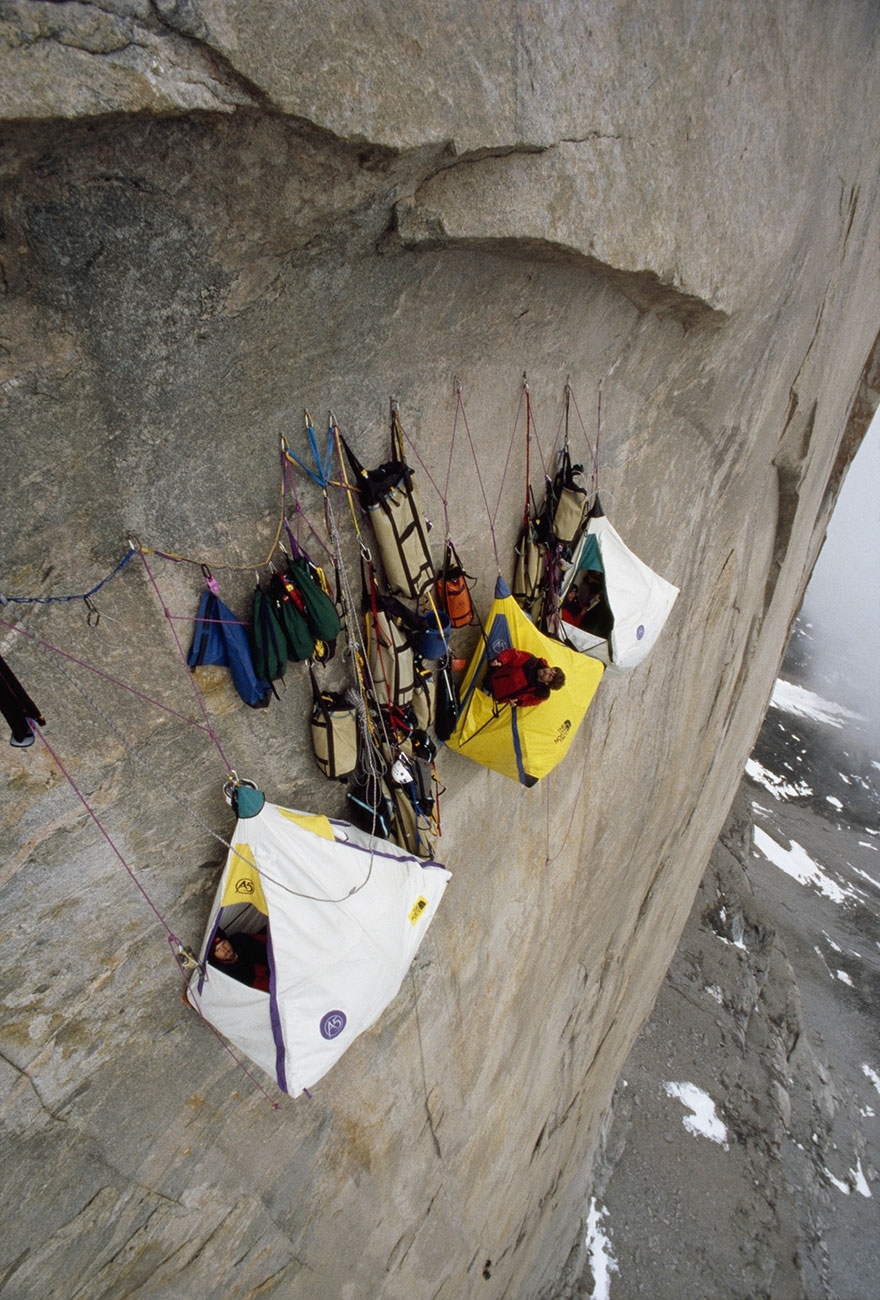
[137, 549, 236, 775]
[0, 617, 210, 734]
[0, 549, 136, 612]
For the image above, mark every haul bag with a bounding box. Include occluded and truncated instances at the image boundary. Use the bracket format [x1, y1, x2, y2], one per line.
[342, 413, 435, 601]
[364, 469, 434, 600]
[513, 524, 546, 620]
[366, 606, 415, 709]
[309, 670, 358, 781]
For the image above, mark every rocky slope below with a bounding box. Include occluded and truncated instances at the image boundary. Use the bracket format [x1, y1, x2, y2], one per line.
[560, 644, 880, 1299]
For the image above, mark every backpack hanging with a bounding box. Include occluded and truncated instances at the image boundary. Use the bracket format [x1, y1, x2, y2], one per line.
[284, 552, 342, 649]
[362, 560, 417, 710]
[309, 667, 358, 782]
[187, 585, 272, 709]
[251, 584, 289, 683]
[268, 570, 316, 662]
[436, 540, 475, 629]
[342, 403, 435, 601]
[513, 512, 547, 620]
[551, 445, 591, 548]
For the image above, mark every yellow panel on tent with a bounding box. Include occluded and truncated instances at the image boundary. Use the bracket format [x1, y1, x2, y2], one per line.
[445, 577, 604, 785]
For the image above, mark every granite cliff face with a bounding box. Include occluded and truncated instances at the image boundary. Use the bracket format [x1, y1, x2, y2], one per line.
[1, 5, 879, 1298]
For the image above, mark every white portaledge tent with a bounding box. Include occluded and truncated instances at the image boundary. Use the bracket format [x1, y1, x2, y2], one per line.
[185, 789, 450, 1096]
[557, 499, 679, 669]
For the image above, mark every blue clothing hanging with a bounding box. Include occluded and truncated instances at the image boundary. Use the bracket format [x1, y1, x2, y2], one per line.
[187, 589, 272, 709]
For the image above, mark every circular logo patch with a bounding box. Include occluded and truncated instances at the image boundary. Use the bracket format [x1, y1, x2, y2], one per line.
[320, 1010, 347, 1040]
[636, 624, 646, 641]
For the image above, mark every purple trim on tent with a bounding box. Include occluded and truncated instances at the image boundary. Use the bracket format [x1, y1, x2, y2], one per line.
[458, 608, 512, 713]
[266, 927, 287, 1094]
[326, 821, 441, 873]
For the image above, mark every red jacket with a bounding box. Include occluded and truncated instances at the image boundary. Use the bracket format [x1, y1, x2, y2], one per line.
[486, 649, 549, 707]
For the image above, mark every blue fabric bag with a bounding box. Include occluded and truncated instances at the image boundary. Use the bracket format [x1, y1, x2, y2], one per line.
[187, 589, 272, 709]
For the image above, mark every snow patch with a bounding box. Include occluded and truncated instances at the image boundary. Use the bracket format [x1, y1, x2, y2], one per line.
[826, 795, 844, 810]
[584, 1198, 618, 1300]
[853, 1159, 872, 1198]
[663, 1082, 729, 1149]
[745, 757, 812, 801]
[824, 1160, 873, 1198]
[770, 679, 863, 728]
[835, 969, 854, 987]
[851, 864, 880, 890]
[715, 905, 747, 949]
[753, 826, 854, 903]
[705, 984, 724, 1004]
[826, 1168, 851, 1194]
[862, 1064, 880, 1096]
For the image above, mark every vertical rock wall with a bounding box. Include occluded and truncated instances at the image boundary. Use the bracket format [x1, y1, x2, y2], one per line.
[1, 4, 879, 1297]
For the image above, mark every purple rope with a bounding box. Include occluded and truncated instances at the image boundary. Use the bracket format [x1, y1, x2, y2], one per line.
[32, 723, 281, 1107]
[543, 728, 593, 866]
[397, 412, 450, 525]
[441, 387, 460, 538]
[529, 390, 551, 481]
[282, 457, 335, 561]
[489, 388, 524, 541]
[456, 387, 502, 573]
[33, 721, 175, 936]
[138, 552, 234, 773]
[569, 386, 600, 487]
[0, 618, 210, 733]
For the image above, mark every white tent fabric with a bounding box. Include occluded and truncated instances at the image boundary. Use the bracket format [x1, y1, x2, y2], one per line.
[559, 513, 679, 669]
[186, 799, 450, 1096]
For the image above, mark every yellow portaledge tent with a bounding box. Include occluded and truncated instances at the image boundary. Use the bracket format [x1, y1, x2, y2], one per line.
[445, 577, 604, 786]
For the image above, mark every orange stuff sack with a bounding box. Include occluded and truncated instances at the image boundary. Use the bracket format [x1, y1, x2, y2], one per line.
[436, 542, 475, 629]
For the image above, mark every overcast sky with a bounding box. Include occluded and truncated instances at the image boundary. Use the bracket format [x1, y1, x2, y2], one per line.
[799, 405, 880, 729]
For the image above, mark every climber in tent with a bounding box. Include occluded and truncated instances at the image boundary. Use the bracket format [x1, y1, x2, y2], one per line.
[185, 781, 450, 1097]
[445, 576, 604, 786]
[487, 649, 565, 707]
[554, 498, 679, 669]
[208, 928, 271, 991]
